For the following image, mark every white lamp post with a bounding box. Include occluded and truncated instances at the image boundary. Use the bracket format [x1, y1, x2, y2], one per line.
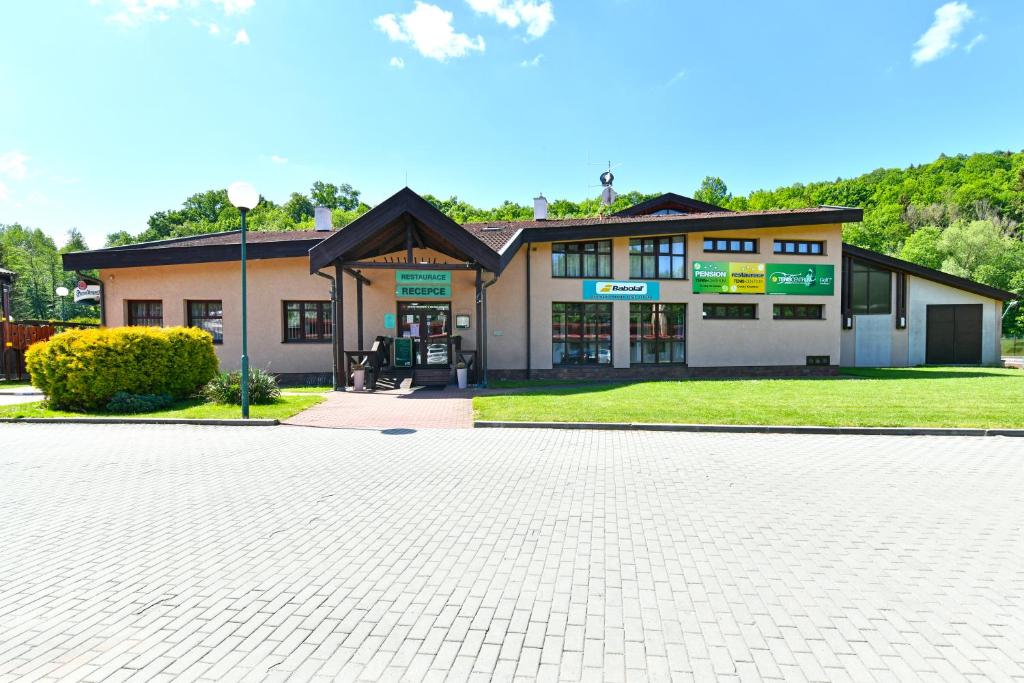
[55, 286, 70, 322]
[227, 181, 260, 419]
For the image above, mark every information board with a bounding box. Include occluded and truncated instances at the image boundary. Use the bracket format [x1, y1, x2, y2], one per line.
[393, 336, 413, 368]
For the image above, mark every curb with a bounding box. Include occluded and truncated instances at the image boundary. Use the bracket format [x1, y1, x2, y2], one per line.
[473, 421, 1024, 437]
[0, 417, 279, 426]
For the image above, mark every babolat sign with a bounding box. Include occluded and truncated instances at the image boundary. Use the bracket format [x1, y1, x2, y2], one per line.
[582, 280, 661, 301]
[396, 270, 451, 298]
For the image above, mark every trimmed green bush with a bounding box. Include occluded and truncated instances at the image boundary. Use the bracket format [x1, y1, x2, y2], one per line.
[202, 368, 281, 405]
[25, 326, 219, 411]
[105, 391, 174, 414]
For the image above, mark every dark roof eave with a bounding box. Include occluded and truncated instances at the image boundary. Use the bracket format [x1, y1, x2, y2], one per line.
[516, 207, 863, 243]
[62, 239, 323, 271]
[842, 243, 1018, 301]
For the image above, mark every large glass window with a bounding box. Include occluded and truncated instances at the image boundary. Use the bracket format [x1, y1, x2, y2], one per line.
[551, 303, 612, 365]
[283, 301, 333, 343]
[630, 303, 686, 364]
[127, 300, 162, 327]
[551, 240, 612, 278]
[629, 236, 686, 279]
[187, 300, 223, 343]
[851, 261, 891, 315]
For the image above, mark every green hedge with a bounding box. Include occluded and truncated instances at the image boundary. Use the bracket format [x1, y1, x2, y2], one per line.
[25, 326, 219, 411]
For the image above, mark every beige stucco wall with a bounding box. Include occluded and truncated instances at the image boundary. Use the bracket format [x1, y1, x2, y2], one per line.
[520, 224, 844, 369]
[98, 224, 849, 374]
[102, 257, 334, 374]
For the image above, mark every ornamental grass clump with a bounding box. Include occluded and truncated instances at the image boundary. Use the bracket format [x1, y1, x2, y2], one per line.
[202, 367, 281, 405]
[25, 326, 219, 412]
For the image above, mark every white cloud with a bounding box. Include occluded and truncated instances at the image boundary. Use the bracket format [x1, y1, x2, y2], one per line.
[0, 151, 29, 180]
[466, 0, 553, 39]
[666, 68, 687, 86]
[965, 33, 986, 52]
[270, 155, 288, 164]
[106, 0, 179, 27]
[212, 0, 254, 15]
[375, 2, 485, 61]
[233, 28, 249, 44]
[520, 53, 542, 67]
[209, 22, 221, 34]
[390, 56, 406, 69]
[912, 2, 974, 65]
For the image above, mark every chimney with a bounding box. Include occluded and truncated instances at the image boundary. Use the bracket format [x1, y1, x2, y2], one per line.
[314, 206, 332, 232]
[533, 194, 548, 221]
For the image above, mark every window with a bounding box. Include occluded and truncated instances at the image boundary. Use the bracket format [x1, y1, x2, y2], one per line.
[127, 300, 162, 327]
[283, 301, 332, 343]
[551, 303, 612, 365]
[774, 240, 824, 255]
[630, 303, 686, 364]
[187, 300, 223, 343]
[851, 261, 891, 315]
[650, 208, 687, 216]
[703, 237, 758, 254]
[551, 240, 612, 278]
[773, 304, 824, 320]
[629, 236, 686, 279]
[702, 303, 756, 320]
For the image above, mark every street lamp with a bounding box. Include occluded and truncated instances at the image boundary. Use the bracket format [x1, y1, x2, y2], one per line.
[227, 181, 260, 419]
[55, 286, 70, 322]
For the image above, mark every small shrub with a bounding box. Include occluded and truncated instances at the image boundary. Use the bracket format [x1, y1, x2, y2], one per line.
[106, 391, 174, 414]
[25, 326, 218, 412]
[203, 368, 281, 405]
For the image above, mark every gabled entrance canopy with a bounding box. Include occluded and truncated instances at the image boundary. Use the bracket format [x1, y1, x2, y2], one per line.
[309, 187, 503, 273]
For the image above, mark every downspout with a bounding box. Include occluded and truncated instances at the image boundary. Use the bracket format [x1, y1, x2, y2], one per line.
[480, 273, 499, 388]
[315, 269, 338, 390]
[524, 242, 531, 380]
[76, 271, 105, 327]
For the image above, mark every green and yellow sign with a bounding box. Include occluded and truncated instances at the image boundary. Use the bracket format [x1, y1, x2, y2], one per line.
[693, 261, 835, 296]
[692, 261, 765, 294]
[766, 264, 835, 295]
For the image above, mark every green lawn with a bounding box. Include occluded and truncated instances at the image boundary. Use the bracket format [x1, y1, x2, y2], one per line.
[280, 386, 333, 394]
[0, 394, 323, 420]
[474, 367, 1024, 428]
[0, 380, 33, 389]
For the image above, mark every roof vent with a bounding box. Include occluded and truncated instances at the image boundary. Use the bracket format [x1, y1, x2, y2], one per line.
[314, 206, 332, 232]
[534, 194, 548, 221]
[482, 226, 505, 232]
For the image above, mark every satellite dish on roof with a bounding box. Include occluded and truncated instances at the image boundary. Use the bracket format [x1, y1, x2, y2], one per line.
[600, 170, 614, 187]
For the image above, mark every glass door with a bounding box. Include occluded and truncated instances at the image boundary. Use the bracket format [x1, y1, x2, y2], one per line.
[397, 302, 451, 367]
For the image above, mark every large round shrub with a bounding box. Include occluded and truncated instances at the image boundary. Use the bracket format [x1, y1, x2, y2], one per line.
[25, 326, 219, 411]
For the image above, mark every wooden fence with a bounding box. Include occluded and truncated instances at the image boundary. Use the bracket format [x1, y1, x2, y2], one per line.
[0, 321, 97, 381]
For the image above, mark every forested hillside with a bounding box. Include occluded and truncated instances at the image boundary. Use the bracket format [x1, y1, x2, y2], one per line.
[2, 151, 1022, 332]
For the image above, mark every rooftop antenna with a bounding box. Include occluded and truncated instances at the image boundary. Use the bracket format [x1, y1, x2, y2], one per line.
[587, 159, 621, 206]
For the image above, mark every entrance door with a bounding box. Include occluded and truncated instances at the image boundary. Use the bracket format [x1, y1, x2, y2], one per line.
[926, 304, 982, 364]
[397, 302, 451, 367]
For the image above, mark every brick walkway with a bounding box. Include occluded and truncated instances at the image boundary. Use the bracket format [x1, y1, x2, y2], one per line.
[1, 424, 1023, 681]
[285, 388, 474, 429]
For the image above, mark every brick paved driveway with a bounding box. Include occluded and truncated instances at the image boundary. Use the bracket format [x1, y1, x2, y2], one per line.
[1, 425, 1022, 682]
[285, 389, 473, 430]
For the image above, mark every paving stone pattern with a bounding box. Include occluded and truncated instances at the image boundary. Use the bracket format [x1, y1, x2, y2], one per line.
[285, 390, 473, 430]
[1, 424, 1023, 682]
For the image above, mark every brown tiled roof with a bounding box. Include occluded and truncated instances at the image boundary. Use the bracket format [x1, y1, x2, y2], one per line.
[107, 230, 325, 250]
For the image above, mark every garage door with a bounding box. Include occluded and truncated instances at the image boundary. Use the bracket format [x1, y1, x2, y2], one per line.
[926, 304, 982, 364]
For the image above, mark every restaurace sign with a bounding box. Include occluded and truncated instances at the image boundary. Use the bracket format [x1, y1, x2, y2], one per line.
[395, 270, 452, 298]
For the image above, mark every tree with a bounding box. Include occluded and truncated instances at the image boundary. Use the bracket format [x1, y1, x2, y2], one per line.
[899, 226, 944, 270]
[693, 176, 731, 208]
[310, 181, 361, 211]
[283, 192, 314, 222]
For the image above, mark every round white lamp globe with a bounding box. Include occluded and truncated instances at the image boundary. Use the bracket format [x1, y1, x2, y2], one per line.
[55, 286, 70, 297]
[228, 181, 260, 211]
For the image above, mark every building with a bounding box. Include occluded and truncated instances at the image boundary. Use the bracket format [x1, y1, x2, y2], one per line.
[62, 188, 1017, 386]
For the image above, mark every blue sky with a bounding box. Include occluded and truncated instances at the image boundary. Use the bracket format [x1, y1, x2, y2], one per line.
[1, 0, 1022, 248]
